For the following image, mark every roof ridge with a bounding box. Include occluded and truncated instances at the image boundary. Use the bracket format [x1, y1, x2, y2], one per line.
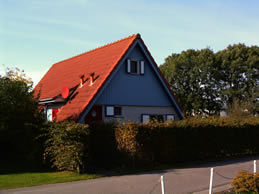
[52, 33, 140, 66]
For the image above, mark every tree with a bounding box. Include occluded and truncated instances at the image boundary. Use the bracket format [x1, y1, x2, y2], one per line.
[160, 44, 259, 117]
[160, 48, 222, 116]
[216, 44, 259, 114]
[0, 68, 44, 165]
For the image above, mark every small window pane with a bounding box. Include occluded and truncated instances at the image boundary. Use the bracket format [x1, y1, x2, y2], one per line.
[142, 115, 149, 123]
[166, 115, 175, 121]
[114, 106, 121, 116]
[130, 61, 138, 74]
[150, 115, 164, 122]
[106, 106, 114, 116]
[47, 109, 52, 121]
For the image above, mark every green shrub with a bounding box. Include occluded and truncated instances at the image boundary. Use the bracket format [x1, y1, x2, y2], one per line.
[43, 122, 89, 173]
[232, 170, 259, 193]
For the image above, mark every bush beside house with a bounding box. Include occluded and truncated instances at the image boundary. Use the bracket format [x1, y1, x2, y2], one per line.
[42, 122, 89, 173]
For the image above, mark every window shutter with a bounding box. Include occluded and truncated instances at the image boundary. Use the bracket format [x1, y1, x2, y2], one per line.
[140, 61, 144, 75]
[127, 59, 131, 73]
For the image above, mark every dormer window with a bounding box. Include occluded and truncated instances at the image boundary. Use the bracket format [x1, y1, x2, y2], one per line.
[127, 59, 144, 75]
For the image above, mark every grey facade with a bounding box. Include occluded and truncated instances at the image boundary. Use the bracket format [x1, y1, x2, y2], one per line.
[101, 105, 180, 123]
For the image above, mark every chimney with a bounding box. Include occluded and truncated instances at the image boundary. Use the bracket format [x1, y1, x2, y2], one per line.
[79, 75, 84, 88]
[89, 72, 95, 86]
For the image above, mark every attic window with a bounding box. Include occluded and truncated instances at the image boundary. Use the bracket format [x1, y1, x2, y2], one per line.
[127, 59, 144, 75]
[131, 60, 138, 74]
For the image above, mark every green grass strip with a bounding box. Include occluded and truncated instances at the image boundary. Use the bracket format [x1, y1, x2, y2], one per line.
[0, 171, 103, 190]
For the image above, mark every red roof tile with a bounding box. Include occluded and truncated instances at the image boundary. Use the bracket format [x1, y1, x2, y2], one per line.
[34, 34, 140, 121]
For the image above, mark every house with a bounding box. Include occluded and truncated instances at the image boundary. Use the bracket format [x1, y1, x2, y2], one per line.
[34, 34, 185, 123]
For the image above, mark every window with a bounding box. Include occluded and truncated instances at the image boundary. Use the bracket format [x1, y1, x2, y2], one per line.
[142, 114, 149, 123]
[105, 106, 122, 117]
[127, 59, 144, 75]
[47, 108, 52, 121]
[114, 106, 122, 116]
[131, 60, 138, 74]
[150, 115, 164, 122]
[46, 108, 60, 121]
[166, 114, 175, 121]
[106, 106, 114, 116]
[141, 114, 164, 123]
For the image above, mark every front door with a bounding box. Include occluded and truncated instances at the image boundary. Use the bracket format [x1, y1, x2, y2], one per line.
[84, 105, 102, 123]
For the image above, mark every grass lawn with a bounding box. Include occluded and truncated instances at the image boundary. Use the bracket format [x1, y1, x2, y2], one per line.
[0, 171, 103, 190]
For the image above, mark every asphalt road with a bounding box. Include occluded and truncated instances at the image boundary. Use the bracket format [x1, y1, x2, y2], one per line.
[1, 156, 258, 194]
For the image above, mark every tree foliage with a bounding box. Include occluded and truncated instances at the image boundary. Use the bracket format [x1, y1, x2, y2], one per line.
[0, 68, 44, 165]
[160, 44, 259, 116]
[160, 48, 222, 116]
[216, 44, 259, 114]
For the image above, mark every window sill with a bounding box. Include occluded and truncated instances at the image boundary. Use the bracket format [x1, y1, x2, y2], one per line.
[105, 115, 123, 118]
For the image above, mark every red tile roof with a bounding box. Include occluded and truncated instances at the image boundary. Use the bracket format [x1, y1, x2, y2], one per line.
[34, 34, 140, 121]
[34, 33, 185, 121]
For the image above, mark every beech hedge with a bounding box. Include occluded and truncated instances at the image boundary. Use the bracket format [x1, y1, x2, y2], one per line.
[43, 117, 259, 172]
[115, 117, 259, 167]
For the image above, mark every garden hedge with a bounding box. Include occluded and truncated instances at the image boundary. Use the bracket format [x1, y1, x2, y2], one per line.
[43, 117, 259, 172]
[115, 117, 259, 167]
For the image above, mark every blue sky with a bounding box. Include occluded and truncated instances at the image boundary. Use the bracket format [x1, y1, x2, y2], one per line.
[1, 0, 259, 85]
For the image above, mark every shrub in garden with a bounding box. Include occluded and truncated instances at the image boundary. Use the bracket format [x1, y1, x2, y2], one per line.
[232, 170, 259, 193]
[43, 122, 89, 173]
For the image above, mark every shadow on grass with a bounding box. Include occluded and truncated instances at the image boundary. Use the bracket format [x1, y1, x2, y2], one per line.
[0, 161, 54, 175]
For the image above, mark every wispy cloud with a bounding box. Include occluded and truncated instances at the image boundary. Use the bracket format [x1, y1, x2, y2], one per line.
[1, 0, 259, 82]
